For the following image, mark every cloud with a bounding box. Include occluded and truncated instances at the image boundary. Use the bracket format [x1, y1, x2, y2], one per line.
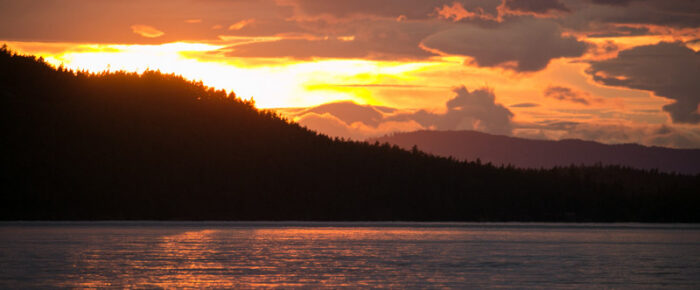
[586, 25, 651, 38]
[388, 86, 514, 135]
[587, 0, 635, 6]
[226, 38, 370, 59]
[130, 25, 164, 38]
[299, 101, 386, 126]
[515, 120, 700, 149]
[1, 0, 696, 47]
[282, 94, 700, 148]
[295, 112, 363, 139]
[229, 19, 255, 30]
[288, 0, 502, 20]
[435, 0, 570, 23]
[510, 102, 539, 108]
[294, 111, 424, 140]
[225, 19, 440, 60]
[278, 101, 424, 140]
[544, 86, 592, 105]
[443, 86, 514, 134]
[501, 0, 570, 15]
[646, 125, 700, 149]
[436, 2, 496, 22]
[422, 18, 588, 71]
[0, 0, 290, 43]
[561, 1, 700, 33]
[587, 42, 700, 124]
[279, 86, 513, 139]
[289, 0, 700, 33]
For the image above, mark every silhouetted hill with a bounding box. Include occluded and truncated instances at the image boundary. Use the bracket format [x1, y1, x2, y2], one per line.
[2, 45, 699, 222]
[371, 130, 700, 175]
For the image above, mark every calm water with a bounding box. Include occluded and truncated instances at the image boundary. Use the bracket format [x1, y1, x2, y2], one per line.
[0, 222, 699, 288]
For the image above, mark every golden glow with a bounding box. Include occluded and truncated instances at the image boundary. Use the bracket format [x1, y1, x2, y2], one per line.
[60, 227, 470, 288]
[1, 0, 698, 146]
[1, 32, 681, 127]
[6, 41, 440, 109]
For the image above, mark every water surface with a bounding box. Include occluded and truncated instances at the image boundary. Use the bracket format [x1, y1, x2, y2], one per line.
[1, 222, 698, 288]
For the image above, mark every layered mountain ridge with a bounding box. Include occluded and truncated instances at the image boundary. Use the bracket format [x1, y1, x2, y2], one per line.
[372, 130, 700, 175]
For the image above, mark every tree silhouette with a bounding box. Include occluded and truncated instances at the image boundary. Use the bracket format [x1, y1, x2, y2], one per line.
[1, 45, 699, 222]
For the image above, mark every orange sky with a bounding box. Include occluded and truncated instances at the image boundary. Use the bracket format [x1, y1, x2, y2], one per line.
[1, 0, 699, 148]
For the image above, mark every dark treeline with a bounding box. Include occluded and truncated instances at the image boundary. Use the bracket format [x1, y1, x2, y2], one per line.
[1, 45, 699, 222]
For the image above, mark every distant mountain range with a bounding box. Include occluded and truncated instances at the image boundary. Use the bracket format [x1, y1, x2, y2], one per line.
[372, 130, 700, 175]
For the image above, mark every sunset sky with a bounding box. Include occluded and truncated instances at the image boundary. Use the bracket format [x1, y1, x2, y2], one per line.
[2, 0, 699, 148]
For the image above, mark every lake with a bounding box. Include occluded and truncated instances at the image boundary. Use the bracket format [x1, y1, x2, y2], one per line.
[1, 222, 698, 288]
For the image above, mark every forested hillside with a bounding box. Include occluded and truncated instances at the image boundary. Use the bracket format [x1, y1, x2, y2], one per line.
[2, 46, 698, 222]
[372, 130, 700, 175]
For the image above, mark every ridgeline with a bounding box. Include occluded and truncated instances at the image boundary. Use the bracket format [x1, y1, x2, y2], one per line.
[371, 130, 700, 175]
[2, 46, 698, 222]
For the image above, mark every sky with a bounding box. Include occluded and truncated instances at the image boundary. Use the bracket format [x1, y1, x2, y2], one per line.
[1, 0, 699, 148]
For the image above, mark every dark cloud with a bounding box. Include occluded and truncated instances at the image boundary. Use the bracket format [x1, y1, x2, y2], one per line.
[562, 0, 700, 31]
[225, 19, 440, 60]
[1, 0, 697, 52]
[612, 1, 700, 28]
[587, 0, 636, 6]
[586, 26, 651, 38]
[292, 0, 446, 19]
[531, 120, 580, 131]
[503, 0, 570, 14]
[588, 42, 700, 124]
[422, 18, 588, 71]
[544, 86, 591, 105]
[291, 0, 700, 31]
[510, 102, 539, 108]
[289, 0, 501, 20]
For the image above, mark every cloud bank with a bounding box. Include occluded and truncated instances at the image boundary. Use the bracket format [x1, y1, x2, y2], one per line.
[279, 89, 700, 148]
[588, 42, 700, 124]
[422, 18, 588, 71]
[281, 86, 514, 139]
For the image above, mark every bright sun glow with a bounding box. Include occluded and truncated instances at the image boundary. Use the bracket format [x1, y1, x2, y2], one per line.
[9, 41, 436, 109]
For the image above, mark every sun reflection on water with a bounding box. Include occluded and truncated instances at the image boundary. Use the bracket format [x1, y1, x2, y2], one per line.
[2, 224, 697, 288]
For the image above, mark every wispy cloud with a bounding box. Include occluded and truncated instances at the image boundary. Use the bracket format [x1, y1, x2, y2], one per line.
[544, 85, 593, 105]
[229, 19, 255, 31]
[130, 25, 164, 38]
[511, 102, 539, 108]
